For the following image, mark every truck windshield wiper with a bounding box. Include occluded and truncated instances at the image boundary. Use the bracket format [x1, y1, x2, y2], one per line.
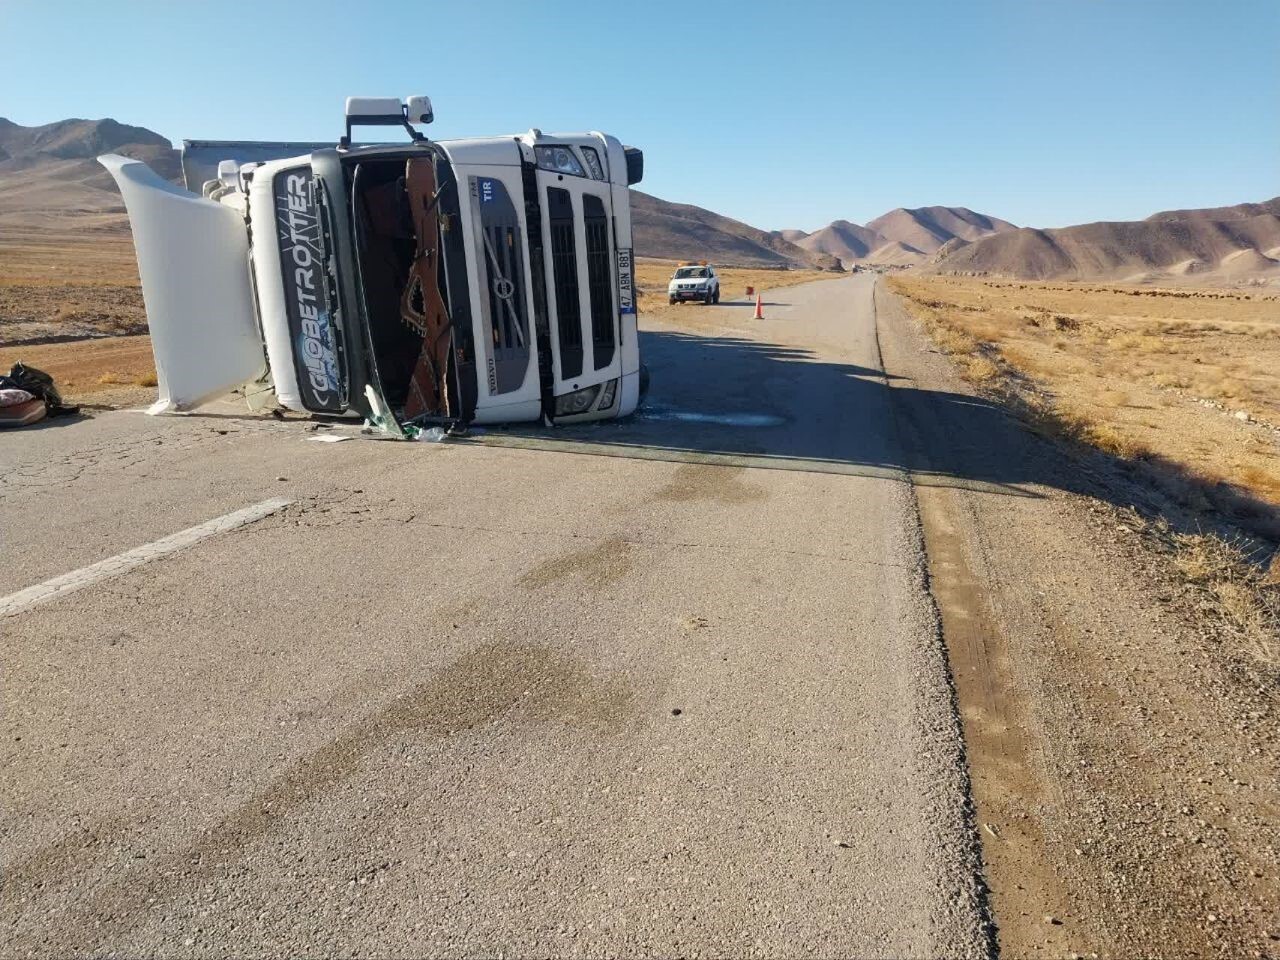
[313, 175, 349, 407]
[313, 180, 341, 329]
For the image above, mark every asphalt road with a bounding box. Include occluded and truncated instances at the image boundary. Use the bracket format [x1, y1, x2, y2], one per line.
[1, 275, 988, 957]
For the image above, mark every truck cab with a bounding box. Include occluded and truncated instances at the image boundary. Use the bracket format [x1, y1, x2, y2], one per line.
[100, 96, 645, 436]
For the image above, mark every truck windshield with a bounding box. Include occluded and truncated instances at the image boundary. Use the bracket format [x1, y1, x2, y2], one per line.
[675, 267, 708, 278]
[349, 151, 474, 425]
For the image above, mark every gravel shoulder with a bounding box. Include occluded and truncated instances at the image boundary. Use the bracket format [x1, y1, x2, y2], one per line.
[876, 279, 1280, 959]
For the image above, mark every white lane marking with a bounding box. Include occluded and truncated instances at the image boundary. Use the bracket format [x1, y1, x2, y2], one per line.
[0, 497, 292, 618]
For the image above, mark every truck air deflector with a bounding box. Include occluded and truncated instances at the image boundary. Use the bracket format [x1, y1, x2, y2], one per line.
[98, 154, 266, 412]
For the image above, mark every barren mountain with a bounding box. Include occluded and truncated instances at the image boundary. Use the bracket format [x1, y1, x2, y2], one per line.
[932, 237, 971, 261]
[0, 117, 840, 274]
[0, 118, 179, 236]
[866, 240, 931, 267]
[930, 210, 1280, 283]
[773, 228, 810, 243]
[630, 192, 842, 271]
[867, 206, 1018, 254]
[788, 206, 1015, 267]
[1145, 197, 1280, 223]
[792, 219, 888, 262]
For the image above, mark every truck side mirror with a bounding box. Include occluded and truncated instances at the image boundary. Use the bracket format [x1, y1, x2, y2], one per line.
[624, 147, 644, 185]
[405, 96, 434, 125]
[341, 96, 428, 147]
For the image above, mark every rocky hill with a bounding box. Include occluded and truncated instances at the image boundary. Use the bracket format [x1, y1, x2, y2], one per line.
[0, 117, 841, 273]
[1145, 198, 1280, 223]
[929, 200, 1280, 283]
[0, 117, 179, 236]
[631, 192, 842, 271]
[783, 206, 1016, 267]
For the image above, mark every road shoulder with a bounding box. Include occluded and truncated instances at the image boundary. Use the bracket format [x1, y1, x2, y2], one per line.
[876, 279, 1280, 959]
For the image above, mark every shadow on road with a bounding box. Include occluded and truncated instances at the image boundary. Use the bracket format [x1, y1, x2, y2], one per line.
[478, 329, 1063, 499]
[473, 323, 1278, 544]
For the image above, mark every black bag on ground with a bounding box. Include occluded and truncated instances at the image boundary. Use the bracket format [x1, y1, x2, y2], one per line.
[2, 362, 80, 417]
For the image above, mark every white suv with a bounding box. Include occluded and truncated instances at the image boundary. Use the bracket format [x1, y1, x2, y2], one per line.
[667, 263, 720, 305]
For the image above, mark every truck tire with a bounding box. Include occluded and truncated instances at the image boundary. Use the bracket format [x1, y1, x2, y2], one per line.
[669, 296, 676, 305]
[713, 287, 720, 304]
[704, 289, 713, 305]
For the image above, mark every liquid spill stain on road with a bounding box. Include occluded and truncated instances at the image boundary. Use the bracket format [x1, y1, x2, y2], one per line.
[518, 536, 635, 590]
[9, 640, 635, 953]
[652, 464, 766, 505]
[639, 406, 785, 428]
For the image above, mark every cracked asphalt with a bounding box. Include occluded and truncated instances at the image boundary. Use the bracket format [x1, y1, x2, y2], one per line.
[1, 275, 989, 957]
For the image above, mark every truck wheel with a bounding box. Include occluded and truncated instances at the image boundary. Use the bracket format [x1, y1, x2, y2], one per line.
[669, 296, 676, 305]
[713, 287, 720, 304]
[704, 289, 713, 305]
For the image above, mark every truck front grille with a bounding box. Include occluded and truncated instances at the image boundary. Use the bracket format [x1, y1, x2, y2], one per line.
[583, 194, 616, 371]
[547, 187, 583, 381]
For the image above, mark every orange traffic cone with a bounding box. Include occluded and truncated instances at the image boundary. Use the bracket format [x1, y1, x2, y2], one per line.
[753, 291, 765, 320]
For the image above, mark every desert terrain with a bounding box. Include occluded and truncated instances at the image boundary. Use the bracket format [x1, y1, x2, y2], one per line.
[889, 276, 1280, 528]
[0, 235, 155, 408]
[4, 115, 1280, 959]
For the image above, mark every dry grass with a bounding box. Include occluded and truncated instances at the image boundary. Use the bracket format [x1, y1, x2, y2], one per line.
[1126, 510, 1279, 665]
[96, 370, 156, 387]
[962, 355, 1000, 384]
[1, 234, 145, 347]
[890, 275, 1280, 518]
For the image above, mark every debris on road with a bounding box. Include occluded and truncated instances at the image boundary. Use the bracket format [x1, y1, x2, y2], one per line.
[0, 388, 45, 428]
[0, 362, 80, 427]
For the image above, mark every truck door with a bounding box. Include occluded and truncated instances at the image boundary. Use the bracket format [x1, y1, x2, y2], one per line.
[534, 169, 624, 415]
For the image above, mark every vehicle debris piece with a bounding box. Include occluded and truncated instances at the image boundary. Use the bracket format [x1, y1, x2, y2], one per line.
[100, 96, 648, 437]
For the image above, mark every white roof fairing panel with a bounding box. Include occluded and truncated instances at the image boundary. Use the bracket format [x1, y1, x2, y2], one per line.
[98, 154, 266, 412]
[436, 138, 524, 167]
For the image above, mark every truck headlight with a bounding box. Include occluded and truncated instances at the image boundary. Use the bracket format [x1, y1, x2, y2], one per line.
[535, 146, 585, 177]
[554, 383, 600, 416]
[598, 378, 618, 409]
[580, 146, 606, 180]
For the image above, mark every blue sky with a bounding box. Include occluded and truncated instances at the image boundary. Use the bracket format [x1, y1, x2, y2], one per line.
[2, 0, 1276, 231]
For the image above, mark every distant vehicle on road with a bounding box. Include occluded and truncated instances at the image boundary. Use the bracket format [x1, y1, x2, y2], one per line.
[668, 262, 720, 305]
[100, 96, 646, 435]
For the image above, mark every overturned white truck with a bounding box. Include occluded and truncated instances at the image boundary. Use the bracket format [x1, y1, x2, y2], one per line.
[100, 96, 645, 436]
